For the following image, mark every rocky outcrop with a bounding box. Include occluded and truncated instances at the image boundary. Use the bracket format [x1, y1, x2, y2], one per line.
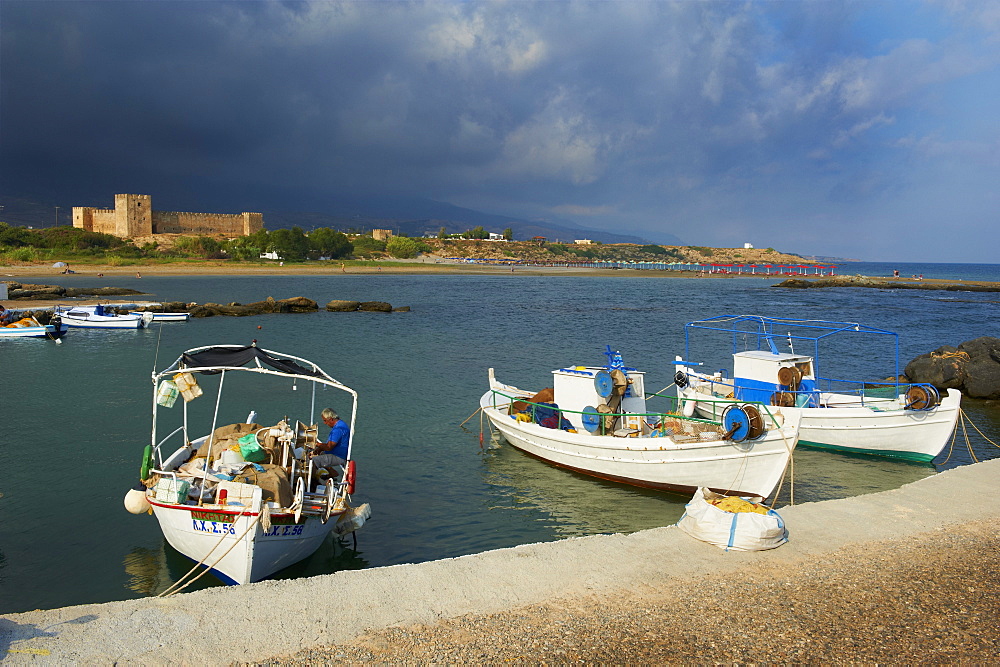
[904, 337, 1000, 399]
[2, 281, 146, 299]
[325, 300, 361, 312]
[325, 300, 408, 313]
[774, 277, 1000, 292]
[181, 297, 320, 318]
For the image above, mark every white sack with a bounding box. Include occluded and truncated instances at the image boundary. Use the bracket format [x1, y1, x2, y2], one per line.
[677, 487, 788, 551]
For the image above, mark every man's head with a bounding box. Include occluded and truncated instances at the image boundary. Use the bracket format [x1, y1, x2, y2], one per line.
[321, 407, 339, 426]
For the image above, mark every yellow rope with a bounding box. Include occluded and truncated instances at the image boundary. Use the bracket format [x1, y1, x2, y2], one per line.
[938, 416, 959, 465]
[459, 406, 483, 428]
[960, 411, 977, 463]
[959, 408, 1000, 450]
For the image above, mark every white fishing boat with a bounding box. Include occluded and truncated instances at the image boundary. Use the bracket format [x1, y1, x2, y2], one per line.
[55, 304, 153, 329]
[675, 315, 961, 462]
[481, 348, 800, 499]
[0, 313, 67, 340]
[124, 343, 371, 586]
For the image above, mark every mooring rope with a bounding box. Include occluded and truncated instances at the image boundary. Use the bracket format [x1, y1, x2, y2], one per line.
[157, 510, 264, 597]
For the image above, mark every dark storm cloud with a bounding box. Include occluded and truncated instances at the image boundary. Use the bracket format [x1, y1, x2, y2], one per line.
[2, 0, 998, 260]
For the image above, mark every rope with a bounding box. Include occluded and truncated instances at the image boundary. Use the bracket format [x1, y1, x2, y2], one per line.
[459, 406, 482, 428]
[157, 509, 264, 597]
[960, 411, 976, 463]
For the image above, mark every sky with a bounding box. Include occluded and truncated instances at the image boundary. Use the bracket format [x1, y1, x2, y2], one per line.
[2, 1, 999, 262]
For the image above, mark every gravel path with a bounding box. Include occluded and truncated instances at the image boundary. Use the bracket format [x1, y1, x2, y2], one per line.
[267, 521, 1000, 664]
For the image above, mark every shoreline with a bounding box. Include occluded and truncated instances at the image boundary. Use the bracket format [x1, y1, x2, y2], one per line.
[3, 260, 998, 284]
[2, 458, 999, 663]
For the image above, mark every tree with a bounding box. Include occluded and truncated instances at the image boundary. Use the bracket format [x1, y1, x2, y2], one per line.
[502, 227, 513, 241]
[351, 235, 386, 256]
[386, 235, 419, 258]
[465, 226, 488, 239]
[438, 226, 447, 239]
[269, 227, 310, 260]
[308, 228, 353, 259]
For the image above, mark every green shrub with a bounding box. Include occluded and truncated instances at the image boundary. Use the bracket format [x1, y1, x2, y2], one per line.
[386, 236, 419, 259]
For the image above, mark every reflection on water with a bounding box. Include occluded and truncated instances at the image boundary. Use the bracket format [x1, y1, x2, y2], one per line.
[123, 547, 173, 597]
[771, 449, 936, 508]
[482, 436, 689, 536]
[483, 434, 940, 534]
[124, 536, 369, 596]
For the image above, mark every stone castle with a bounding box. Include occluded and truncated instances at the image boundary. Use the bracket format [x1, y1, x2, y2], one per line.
[72, 194, 263, 238]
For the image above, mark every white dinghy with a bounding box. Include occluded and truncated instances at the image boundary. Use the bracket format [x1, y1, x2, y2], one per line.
[675, 315, 961, 462]
[481, 347, 800, 499]
[125, 342, 370, 586]
[55, 304, 153, 329]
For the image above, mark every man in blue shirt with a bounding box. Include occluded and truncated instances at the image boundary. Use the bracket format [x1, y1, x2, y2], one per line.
[312, 407, 350, 468]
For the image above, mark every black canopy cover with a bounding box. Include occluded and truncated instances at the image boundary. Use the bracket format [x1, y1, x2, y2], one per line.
[181, 345, 324, 378]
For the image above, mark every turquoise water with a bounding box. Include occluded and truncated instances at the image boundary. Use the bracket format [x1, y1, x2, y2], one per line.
[2, 270, 999, 613]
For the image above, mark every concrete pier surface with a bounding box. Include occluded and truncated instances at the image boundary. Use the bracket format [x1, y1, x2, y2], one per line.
[3, 459, 999, 664]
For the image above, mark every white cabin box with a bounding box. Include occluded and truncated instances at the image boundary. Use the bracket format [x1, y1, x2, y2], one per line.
[552, 367, 646, 431]
[733, 350, 813, 383]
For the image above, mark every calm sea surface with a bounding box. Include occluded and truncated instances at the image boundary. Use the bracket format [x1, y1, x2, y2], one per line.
[2, 264, 999, 613]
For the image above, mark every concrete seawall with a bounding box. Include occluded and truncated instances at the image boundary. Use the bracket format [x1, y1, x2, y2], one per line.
[3, 458, 999, 664]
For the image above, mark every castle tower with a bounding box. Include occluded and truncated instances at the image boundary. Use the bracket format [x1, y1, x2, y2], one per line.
[115, 194, 153, 237]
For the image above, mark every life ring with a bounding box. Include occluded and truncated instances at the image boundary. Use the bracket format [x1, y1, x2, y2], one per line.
[674, 370, 688, 388]
[139, 444, 154, 480]
[346, 460, 357, 495]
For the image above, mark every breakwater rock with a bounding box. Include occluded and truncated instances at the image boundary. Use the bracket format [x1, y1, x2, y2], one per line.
[904, 337, 1000, 399]
[325, 300, 410, 313]
[1, 281, 146, 299]
[774, 277, 1000, 292]
[133, 297, 410, 317]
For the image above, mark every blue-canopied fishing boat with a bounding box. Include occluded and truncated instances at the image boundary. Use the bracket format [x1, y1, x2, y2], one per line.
[674, 315, 961, 462]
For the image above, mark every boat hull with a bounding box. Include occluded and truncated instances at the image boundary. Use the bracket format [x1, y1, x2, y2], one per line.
[679, 382, 961, 462]
[150, 501, 343, 584]
[0, 325, 66, 338]
[481, 390, 798, 499]
[60, 315, 144, 328]
[151, 313, 191, 322]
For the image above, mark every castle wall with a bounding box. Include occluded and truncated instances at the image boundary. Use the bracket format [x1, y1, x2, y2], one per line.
[73, 194, 263, 238]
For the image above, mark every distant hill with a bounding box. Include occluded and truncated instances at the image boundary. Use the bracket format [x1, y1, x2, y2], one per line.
[260, 195, 676, 245]
[0, 192, 678, 245]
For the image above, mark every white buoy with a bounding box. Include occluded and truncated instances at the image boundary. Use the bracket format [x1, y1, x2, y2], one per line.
[124, 485, 151, 514]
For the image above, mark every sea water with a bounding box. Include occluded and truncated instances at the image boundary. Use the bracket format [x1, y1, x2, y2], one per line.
[1, 268, 999, 613]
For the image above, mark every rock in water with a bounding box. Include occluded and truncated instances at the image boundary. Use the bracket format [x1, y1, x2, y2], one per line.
[905, 337, 1000, 399]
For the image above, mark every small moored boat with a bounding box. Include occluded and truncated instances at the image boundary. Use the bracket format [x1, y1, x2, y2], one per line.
[675, 315, 961, 462]
[149, 311, 191, 322]
[481, 347, 800, 499]
[0, 313, 67, 340]
[125, 342, 371, 586]
[55, 304, 153, 329]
